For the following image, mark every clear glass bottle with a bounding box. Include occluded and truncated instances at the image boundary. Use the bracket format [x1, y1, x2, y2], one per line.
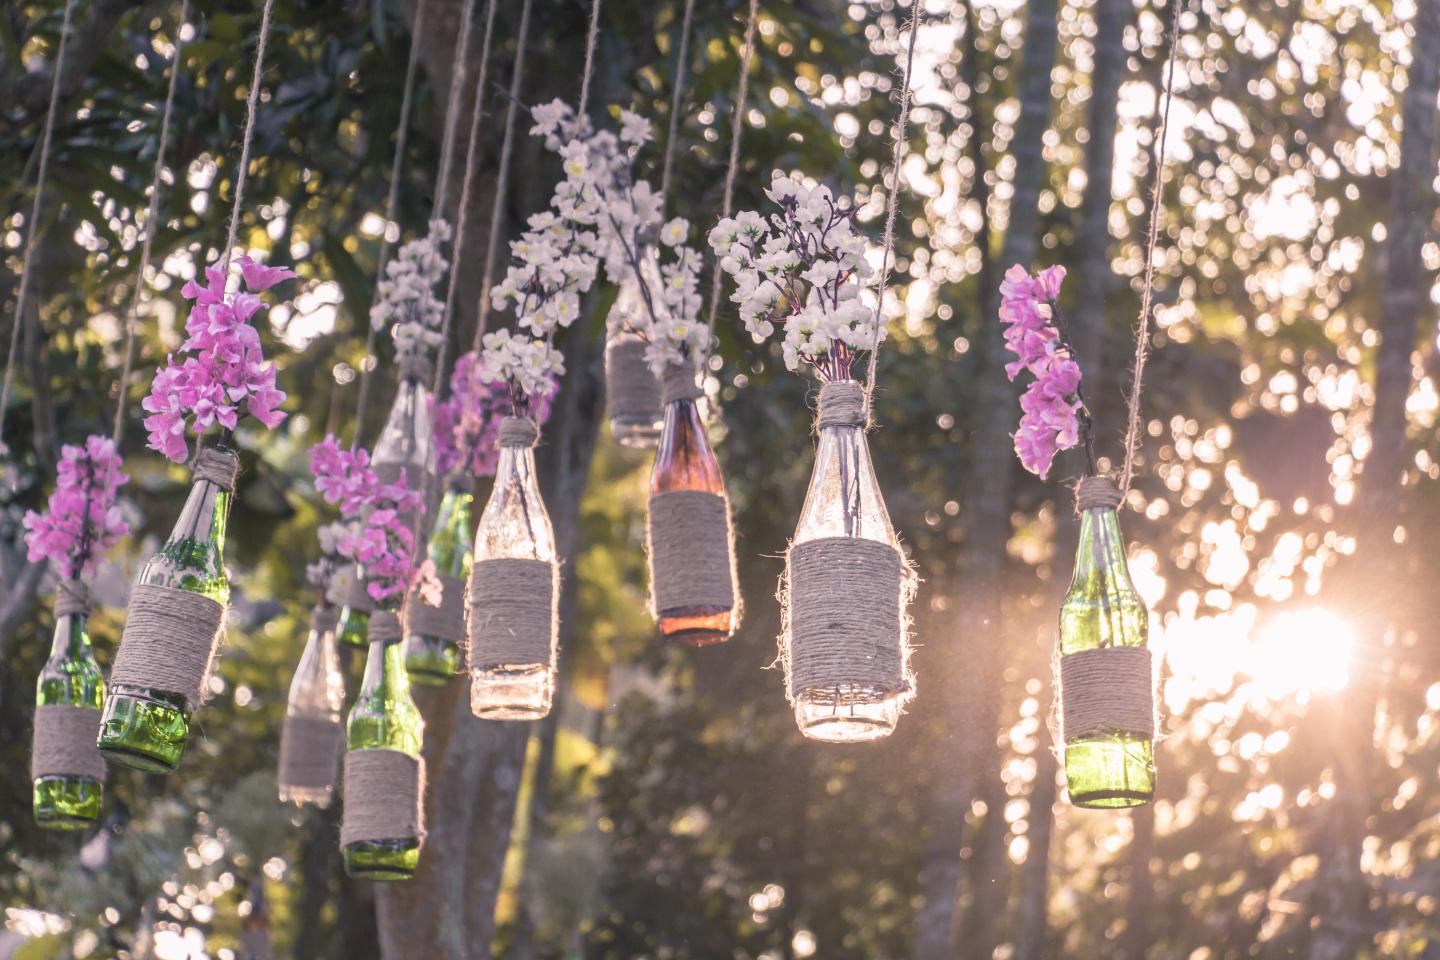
[279, 605, 346, 807]
[372, 374, 435, 490]
[470, 439, 556, 719]
[792, 381, 901, 742]
[1060, 501, 1155, 808]
[404, 486, 474, 684]
[343, 614, 425, 880]
[606, 274, 663, 448]
[98, 447, 234, 773]
[33, 598, 105, 828]
[651, 393, 735, 645]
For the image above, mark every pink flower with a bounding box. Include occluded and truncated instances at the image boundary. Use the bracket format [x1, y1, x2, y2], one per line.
[144, 255, 293, 462]
[312, 434, 422, 607]
[23, 435, 130, 579]
[999, 264, 1083, 479]
[433, 351, 554, 479]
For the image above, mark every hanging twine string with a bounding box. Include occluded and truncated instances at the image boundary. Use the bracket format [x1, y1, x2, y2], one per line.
[658, 0, 697, 206]
[433, 0, 480, 220]
[220, 0, 277, 275]
[469, 0, 533, 350]
[349, 0, 430, 450]
[577, 0, 604, 121]
[1120, 0, 1185, 494]
[863, 2, 922, 409]
[702, 0, 762, 339]
[112, 0, 191, 447]
[0, 0, 78, 453]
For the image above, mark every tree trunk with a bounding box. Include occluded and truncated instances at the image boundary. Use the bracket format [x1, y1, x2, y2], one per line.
[1013, 732, 1057, 960]
[914, 0, 1059, 955]
[1307, 0, 1439, 956]
[1122, 805, 1154, 960]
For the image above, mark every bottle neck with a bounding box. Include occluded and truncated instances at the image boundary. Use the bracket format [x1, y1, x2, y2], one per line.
[144, 462, 233, 601]
[358, 637, 411, 705]
[1072, 507, 1134, 592]
[374, 377, 435, 476]
[652, 398, 722, 494]
[794, 419, 895, 545]
[476, 444, 555, 562]
[48, 613, 91, 661]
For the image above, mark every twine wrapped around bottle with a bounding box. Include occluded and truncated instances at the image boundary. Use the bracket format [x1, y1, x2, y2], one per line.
[781, 537, 916, 707]
[55, 579, 91, 618]
[466, 559, 558, 673]
[339, 748, 426, 847]
[278, 714, 343, 794]
[647, 490, 736, 618]
[343, 576, 376, 615]
[605, 334, 662, 428]
[1058, 646, 1155, 741]
[109, 450, 236, 711]
[498, 415, 539, 449]
[407, 574, 467, 647]
[31, 704, 106, 782]
[1075, 474, 1124, 512]
[398, 354, 433, 387]
[815, 379, 868, 431]
[368, 609, 402, 645]
[661, 361, 704, 405]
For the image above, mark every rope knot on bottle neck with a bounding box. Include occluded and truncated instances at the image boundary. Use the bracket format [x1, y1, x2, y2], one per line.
[816, 380, 868, 430]
[193, 447, 239, 492]
[661, 362, 703, 405]
[55, 579, 91, 619]
[399, 354, 433, 387]
[367, 609, 402, 644]
[1075, 475, 1123, 512]
[499, 416, 539, 449]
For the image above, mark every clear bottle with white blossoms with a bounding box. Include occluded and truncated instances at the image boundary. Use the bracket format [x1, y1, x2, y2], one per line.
[710, 174, 915, 742]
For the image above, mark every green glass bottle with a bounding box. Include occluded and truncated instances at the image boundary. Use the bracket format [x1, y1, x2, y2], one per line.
[98, 448, 233, 773]
[343, 615, 426, 880]
[336, 572, 372, 650]
[33, 599, 105, 828]
[1059, 496, 1156, 808]
[404, 486, 474, 684]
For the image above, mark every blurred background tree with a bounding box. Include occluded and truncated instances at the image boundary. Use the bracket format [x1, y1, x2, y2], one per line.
[2, 0, 1439, 958]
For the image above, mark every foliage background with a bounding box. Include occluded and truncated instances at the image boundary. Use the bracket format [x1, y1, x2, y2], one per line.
[2, 0, 1438, 958]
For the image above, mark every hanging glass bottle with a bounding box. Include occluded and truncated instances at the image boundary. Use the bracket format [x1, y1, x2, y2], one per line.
[99, 446, 236, 773]
[605, 274, 663, 448]
[647, 363, 737, 645]
[1058, 475, 1155, 808]
[785, 380, 913, 743]
[278, 604, 346, 807]
[372, 360, 435, 492]
[342, 610, 425, 880]
[404, 484, 474, 684]
[468, 417, 558, 720]
[32, 581, 105, 828]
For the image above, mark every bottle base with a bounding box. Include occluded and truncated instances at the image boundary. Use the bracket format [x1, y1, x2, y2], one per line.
[1063, 734, 1155, 808]
[470, 665, 552, 720]
[33, 775, 103, 829]
[97, 689, 190, 773]
[278, 785, 335, 808]
[1068, 789, 1153, 809]
[404, 636, 462, 686]
[658, 606, 734, 647]
[793, 686, 901, 743]
[343, 838, 420, 881]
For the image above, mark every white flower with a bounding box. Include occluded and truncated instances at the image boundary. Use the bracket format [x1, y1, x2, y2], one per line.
[660, 217, 689, 247]
[480, 330, 565, 400]
[618, 110, 653, 146]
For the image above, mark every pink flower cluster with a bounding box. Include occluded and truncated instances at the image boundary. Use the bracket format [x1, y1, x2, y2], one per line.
[23, 435, 130, 580]
[999, 264, 1083, 479]
[142, 256, 294, 463]
[433, 351, 554, 479]
[310, 436, 422, 606]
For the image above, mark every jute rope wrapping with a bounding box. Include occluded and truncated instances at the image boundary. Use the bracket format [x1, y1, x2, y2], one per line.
[467, 559, 558, 671]
[314, 603, 341, 635]
[1058, 646, 1155, 741]
[340, 749, 426, 846]
[407, 574, 467, 645]
[278, 714, 343, 793]
[498, 416, 539, 449]
[1075, 474, 1124, 512]
[781, 537, 916, 706]
[109, 585, 225, 710]
[660, 362, 704, 405]
[605, 334, 663, 426]
[647, 490, 737, 616]
[367, 609, 403, 645]
[31, 704, 106, 782]
[109, 451, 236, 710]
[55, 579, 91, 619]
[815, 380, 868, 432]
